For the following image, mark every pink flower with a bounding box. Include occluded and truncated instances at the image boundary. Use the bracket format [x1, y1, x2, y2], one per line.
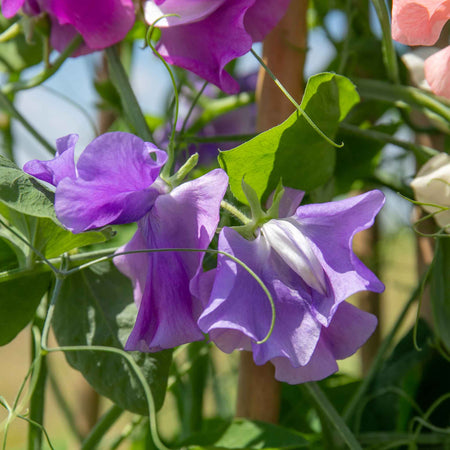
[391, 0, 450, 99]
[424, 46, 450, 98]
[392, 0, 450, 46]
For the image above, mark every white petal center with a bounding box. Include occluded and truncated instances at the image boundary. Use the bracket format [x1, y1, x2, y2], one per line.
[261, 219, 327, 295]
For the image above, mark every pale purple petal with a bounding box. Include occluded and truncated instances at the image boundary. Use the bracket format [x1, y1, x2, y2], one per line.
[271, 302, 377, 384]
[55, 132, 167, 233]
[124, 169, 228, 352]
[114, 228, 149, 310]
[1, 0, 25, 17]
[321, 301, 377, 359]
[244, 0, 290, 41]
[199, 227, 323, 367]
[265, 187, 305, 218]
[23, 133, 77, 186]
[292, 190, 385, 324]
[49, 0, 135, 50]
[200, 190, 384, 384]
[154, 0, 255, 93]
[271, 340, 338, 384]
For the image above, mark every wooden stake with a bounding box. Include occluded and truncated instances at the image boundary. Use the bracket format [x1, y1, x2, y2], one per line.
[236, 0, 308, 423]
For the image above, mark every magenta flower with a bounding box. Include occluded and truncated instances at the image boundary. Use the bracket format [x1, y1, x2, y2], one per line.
[1, 0, 135, 55]
[198, 189, 385, 384]
[24, 131, 229, 352]
[144, 0, 290, 93]
[391, 0, 450, 98]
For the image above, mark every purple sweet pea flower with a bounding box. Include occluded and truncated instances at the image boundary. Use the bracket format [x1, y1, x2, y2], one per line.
[1, 0, 135, 55]
[24, 131, 229, 352]
[24, 132, 168, 233]
[115, 169, 229, 351]
[198, 189, 385, 384]
[144, 0, 290, 93]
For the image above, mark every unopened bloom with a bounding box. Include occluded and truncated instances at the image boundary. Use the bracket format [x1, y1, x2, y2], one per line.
[144, 0, 290, 93]
[1, 0, 135, 55]
[411, 152, 450, 232]
[24, 132, 229, 350]
[391, 0, 450, 98]
[198, 189, 385, 384]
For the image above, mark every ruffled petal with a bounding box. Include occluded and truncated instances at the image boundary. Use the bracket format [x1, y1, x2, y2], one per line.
[124, 169, 228, 351]
[321, 301, 377, 359]
[55, 132, 167, 233]
[244, 0, 290, 41]
[271, 340, 338, 384]
[1, 0, 25, 17]
[391, 0, 450, 46]
[152, 0, 256, 93]
[424, 46, 450, 99]
[23, 134, 77, 186]
[198, 227, 322, 367]
[271, 302, 377, 384]
[48, 0, 135, 50]
[292, 190, 385, 323]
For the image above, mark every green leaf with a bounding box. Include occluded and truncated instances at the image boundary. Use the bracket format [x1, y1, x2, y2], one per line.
[185, 418, 310, 449]
[52, 262, 172, 414]
[0, 155, 57, 222]
[219, 73, 359, 203]
[430, 238, 450, 351]
[0, 272, 51, 345]
[0, 235, 18, 271]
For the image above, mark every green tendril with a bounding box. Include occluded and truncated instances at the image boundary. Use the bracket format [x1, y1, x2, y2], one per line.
[64, 247, 275, 345]
[250, 48, 343, 148]
[146, 15, 181, 179]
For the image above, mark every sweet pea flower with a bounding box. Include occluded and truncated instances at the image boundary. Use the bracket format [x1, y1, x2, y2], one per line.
[1, 0, 135, 55]
[24, 131, 229, 351]
[391, 0, 450, 98]
[144, 0, 290, 93]
[411, 152, 450, 232]
[198, 189, 385, 384]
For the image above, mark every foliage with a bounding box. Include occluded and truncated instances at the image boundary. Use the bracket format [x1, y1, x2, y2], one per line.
[0, 2, 449, 450]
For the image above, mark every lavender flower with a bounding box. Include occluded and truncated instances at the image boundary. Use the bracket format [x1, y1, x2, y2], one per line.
[24, 131, 229, 351]
[198, 189, 385, 384]
[2, 0, 135, 55]
[144, 0, 290, 93]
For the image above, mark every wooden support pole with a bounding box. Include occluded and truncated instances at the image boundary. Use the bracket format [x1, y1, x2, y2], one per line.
[236, 0, 308, 423]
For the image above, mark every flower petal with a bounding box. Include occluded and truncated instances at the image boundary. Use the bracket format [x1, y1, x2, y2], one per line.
[49, 0, 135, 50]
[271, 301, 377, 384]
[392, 0, 450, 46]
[199, 227, 323, 367]
[292, 190, 385, 324]
[424, 46, 450, 99]
[153, 0, 255, 93]
[123, 169, 228, 351]
[1, 0, 25, 18]
[23, 134, 77, 186]
[243, 0, 290, 41]
[55, 132, 167, 233]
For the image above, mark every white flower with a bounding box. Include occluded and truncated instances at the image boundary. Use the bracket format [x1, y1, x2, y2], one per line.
[411, 153, 450, 232]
